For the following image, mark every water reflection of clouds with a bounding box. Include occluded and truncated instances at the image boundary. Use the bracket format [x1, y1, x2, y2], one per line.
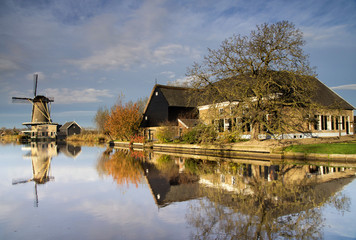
[156, 202, 187, 224]
[52, 166, 99, 183]
[322, 178, 356, 239]
[64, 193, 189, 239]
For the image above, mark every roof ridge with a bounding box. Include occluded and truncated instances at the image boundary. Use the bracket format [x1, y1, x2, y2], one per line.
[155, 84, 192, 91]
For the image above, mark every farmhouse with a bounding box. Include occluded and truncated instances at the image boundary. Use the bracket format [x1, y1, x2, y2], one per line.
[142, 77, 354, 140]
[141, 84, 198, 140]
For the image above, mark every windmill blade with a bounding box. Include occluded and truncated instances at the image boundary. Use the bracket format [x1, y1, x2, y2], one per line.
[34, 74, 38, 97]
[12, 97, 33, 103]
[12, 178, 33, 185]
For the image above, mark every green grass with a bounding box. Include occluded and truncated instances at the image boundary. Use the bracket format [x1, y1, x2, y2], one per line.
[284, 142, 356, 154]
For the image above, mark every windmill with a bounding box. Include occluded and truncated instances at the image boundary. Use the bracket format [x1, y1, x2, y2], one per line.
[12, 73, 55, 127]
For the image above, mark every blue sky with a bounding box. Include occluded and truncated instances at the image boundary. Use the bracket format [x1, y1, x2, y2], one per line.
[1, 0, 355, 128]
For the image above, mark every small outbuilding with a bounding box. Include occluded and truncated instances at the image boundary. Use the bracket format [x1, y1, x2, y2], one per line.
[59, 121, 82, 137]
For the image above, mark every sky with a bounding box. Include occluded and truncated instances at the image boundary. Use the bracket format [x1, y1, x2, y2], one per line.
[0, 0, 355, 129]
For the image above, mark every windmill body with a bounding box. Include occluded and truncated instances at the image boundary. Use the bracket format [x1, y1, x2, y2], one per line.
[12, 74, 58, 140]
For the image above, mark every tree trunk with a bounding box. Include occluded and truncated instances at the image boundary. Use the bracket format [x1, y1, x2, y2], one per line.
[251, 123, 259, 140]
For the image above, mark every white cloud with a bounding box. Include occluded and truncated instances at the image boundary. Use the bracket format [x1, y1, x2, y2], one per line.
[303, 25, 355, 48]
[167, 76, 194, 87]
[0, 58, 20, 72]
[330, 84, 356, 90]
[26, 72, 46, 81]
[44, 88, 113, 104]
[66, 0, 202, 70]
[67, 43, 150, 70]
[160, 71, 176, 79]
[53, 110, 96, 117]
[153, 44, 196, 65]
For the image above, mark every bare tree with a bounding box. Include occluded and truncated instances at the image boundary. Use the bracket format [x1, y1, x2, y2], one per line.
[93, 106, 109, 133]
[188, 21, 317, 140]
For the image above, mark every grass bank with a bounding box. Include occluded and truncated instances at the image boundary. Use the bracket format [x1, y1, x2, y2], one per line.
[66, 132, 109, 143]
[283, 142, 356, 154]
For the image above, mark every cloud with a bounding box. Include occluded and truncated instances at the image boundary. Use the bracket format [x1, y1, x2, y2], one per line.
[330, 84, 356, 90]
[0, 58, 20, 72]
[167, 76, 194, 87]
[160, 71, 176, 79]
[65, 0, 202, 70]
[44, 88, 114, 104]
[26, 72, 46, 81]
[153, 44, 197, 65]
[53, 110, 97, 117]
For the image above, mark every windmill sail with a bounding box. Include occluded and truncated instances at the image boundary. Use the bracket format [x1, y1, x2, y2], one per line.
[12, 97, 33, 103]
[34, 74, 38, 97]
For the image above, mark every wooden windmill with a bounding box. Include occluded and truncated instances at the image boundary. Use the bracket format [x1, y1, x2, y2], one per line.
[12, 74, 58, 139]
[12, 74, 54, 127]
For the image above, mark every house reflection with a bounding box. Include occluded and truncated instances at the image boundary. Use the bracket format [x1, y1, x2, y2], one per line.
[140, 151, 356, 208]
[138, 150, 355, 239]
[97, 147, 355, 238]
[13, 142, 81, 207]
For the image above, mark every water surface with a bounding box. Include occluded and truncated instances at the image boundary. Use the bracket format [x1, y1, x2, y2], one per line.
[1, 142, 355, 239]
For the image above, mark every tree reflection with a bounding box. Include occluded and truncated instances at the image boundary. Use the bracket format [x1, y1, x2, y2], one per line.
[97, 148, 144, 188]
[186, 161, 352, 240]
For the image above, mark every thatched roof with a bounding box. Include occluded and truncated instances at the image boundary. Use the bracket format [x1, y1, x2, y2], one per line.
[312, 78, 354, 110]
[158, 85, 195, 107]
[196, 74, 355, 110]
[144, 74, 354, 112]
[143, 84, 198, 115]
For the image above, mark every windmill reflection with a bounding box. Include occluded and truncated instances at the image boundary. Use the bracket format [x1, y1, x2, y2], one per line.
[12, 142, 81, 207]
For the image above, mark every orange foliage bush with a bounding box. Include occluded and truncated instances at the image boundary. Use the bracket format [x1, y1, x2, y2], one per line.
[105, 102, 142, 141]
[130, 134, 144, 144]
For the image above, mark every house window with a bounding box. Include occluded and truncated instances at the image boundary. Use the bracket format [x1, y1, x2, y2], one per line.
[336, 117, 339, 130]
[218, 119, 224, 132]
[220, 174, 225, 183]
[342, 116, 345, 130]
[145, 116, 148, 121]
[219, 108, 224, 115]
[321, 115, 328, 130]
[331, 116, 335, 130]
[242, 117, 251, 132]
[231, 176, 236, 185]
[225, 118, 232, 131]
[155, 91, 158, 96]
[314, 115, 319, 130]
[179, 128, 183, 137]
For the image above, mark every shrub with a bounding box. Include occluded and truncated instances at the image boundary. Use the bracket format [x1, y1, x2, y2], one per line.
[156, 125, 176, 143]
[181, 124, 217, 144]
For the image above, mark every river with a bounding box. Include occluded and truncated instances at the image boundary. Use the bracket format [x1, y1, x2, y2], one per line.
[0, 142, 355, 240]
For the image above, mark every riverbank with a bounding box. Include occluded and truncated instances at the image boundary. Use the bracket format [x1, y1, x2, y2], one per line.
[111, 135, 356, 162]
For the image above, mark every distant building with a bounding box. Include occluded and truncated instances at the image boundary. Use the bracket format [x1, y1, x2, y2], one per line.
[59, 121, 82, 137]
